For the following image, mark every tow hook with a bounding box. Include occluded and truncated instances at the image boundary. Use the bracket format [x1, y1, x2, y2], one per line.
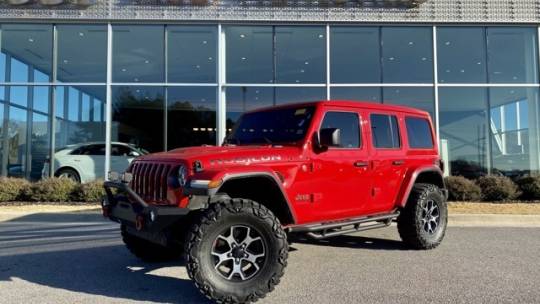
[135, 214, 145, 231]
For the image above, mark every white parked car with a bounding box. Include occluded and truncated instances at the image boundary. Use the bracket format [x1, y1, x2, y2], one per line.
[42, 142, 148, 183]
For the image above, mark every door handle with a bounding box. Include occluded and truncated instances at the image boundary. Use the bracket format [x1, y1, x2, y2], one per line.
[354, 161, 369, 168]
[393, 160, 405, 166]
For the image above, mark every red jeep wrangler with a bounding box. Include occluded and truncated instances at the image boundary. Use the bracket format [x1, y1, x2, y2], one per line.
[103, 100, 448, 304]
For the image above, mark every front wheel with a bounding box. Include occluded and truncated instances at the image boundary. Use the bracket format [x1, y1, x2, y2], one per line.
[185, 199, 288, 304]
[397, 183, 448, 250]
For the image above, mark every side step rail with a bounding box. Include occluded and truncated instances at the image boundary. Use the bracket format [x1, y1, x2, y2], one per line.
[289, 212, 399, 240]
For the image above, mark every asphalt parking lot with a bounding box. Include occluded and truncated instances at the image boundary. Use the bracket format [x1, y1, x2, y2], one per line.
[0, 213, 539, 304]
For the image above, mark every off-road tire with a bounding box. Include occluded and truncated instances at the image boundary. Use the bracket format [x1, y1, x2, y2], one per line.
[121, 225, 181, 262]
[185, 198, 288, 304]
[397, 183, 447, 250]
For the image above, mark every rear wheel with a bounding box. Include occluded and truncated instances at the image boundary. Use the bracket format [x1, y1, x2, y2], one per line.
[185, 198, 288, 304]
[55, 168, 80, 183]
[121, 225, 181, 262]
[397, 183, 447, 250]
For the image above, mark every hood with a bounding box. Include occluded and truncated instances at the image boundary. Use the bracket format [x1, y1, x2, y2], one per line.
[135, 145, 305, 169]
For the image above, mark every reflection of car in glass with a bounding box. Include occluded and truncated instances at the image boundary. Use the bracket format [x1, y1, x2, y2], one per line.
[42, 142, 148, 183]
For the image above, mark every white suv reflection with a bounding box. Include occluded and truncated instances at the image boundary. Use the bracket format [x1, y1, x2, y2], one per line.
[42, 142, 148, 183]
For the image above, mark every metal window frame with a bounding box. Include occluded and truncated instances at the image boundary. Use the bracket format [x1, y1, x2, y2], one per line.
[3, 22, 540, 179]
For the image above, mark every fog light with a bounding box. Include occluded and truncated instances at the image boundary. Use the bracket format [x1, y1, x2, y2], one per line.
[150, 211, 156, 222]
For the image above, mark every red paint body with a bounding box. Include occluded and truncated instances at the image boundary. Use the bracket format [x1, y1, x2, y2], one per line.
[130, 101, 442, 226]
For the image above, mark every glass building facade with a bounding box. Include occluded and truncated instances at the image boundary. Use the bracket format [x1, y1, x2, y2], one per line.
[1, 21, 540, 180]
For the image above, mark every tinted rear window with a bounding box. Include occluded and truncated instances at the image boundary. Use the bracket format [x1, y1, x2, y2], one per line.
[405, 117, 434, 149]
[370, 114, 401, 149]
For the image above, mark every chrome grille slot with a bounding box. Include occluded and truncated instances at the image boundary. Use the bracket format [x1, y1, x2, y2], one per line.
[130, 161, 172, 204]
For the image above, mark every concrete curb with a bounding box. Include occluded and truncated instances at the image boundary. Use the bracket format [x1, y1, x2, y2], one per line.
[449, 214, 540, 227]
[0, 210, 540, 227]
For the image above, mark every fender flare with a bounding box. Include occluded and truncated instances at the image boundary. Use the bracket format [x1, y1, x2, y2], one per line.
[397, 166, 445, 208]
[214, 171, 298, 224]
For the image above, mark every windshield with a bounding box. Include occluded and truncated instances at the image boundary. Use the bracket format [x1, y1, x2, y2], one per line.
[226, 106, 316, 145]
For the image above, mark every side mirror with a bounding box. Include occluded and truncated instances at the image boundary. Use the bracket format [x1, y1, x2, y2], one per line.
[314, 128, 341, 152]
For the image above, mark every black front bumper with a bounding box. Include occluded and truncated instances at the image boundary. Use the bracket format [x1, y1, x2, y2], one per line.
[102, 181, 191, 232]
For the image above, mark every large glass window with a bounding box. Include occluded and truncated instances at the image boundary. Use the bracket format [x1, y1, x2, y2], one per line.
[112, 86, 164, 153]
[7, 106, 27, 178]
[0, 98, 4, 175]
[167, 26, 217, 83]
[381, 27, 433, 83]
[487, 27, 539, 84]
[383, 87, 435, 120]
[274, 87, 326, 105]
[226, 26, 273, 84]
[54, 86, 106, 149]
[33, 85, 49, 113]
[331, 27, 381, 83]
[57, 25, 107, 83]
[489, 87, 540, 176]
[30, 112, 49, 181]
[9, 85, 28, 108]
[437, 27, 487, 83]
[275, 26, 326, 83]
[439, 88, 488, 178]
[113, 26, 165, 83]
[1, 24, 53, 82]
[167, 87, 217, 150]
[331, 87, 382, 103]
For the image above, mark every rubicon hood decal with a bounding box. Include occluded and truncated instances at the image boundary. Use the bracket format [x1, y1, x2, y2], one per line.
[210, 155, 283, 166]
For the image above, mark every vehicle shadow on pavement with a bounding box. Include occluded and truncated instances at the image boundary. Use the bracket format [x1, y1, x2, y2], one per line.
[0, 213, 212, 304]
[290, 234, 407, 251]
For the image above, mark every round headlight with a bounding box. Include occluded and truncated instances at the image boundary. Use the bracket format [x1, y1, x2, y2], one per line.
[177, 165, 188, 187]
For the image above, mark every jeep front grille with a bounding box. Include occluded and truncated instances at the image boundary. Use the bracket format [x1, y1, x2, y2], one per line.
[130, 162, 172, 204]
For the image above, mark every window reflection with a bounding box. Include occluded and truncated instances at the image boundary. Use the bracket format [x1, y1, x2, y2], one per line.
[9, 86, 28, 108]
[487, 27, 539, 83]
[383, 87, 435, 121]
[331, 87, 381, 103]
[331, 27, 381, 83]
[275, 26, 326, 83]
[0, 97, 4, 176]
[226, 26, 274, 84]
[437, 27, 487, 83]
[113, 26, 165, 83]
[7, 106, 27, 178]
[168, 26, 217, 83]
[57, 25, 107, 83]
[490, 88, 540, 176]
[439, 88, 488, 178]
[33, 85, 49, 113]
[226, 87, 325, 130]
[382, 27, 433, 83]
[112, 86, 164, 152]
[31, 112, 49, 180]
[55, 86, 106, 149]
[167, 87, 217, 149]
[1, 24, 53, 83]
